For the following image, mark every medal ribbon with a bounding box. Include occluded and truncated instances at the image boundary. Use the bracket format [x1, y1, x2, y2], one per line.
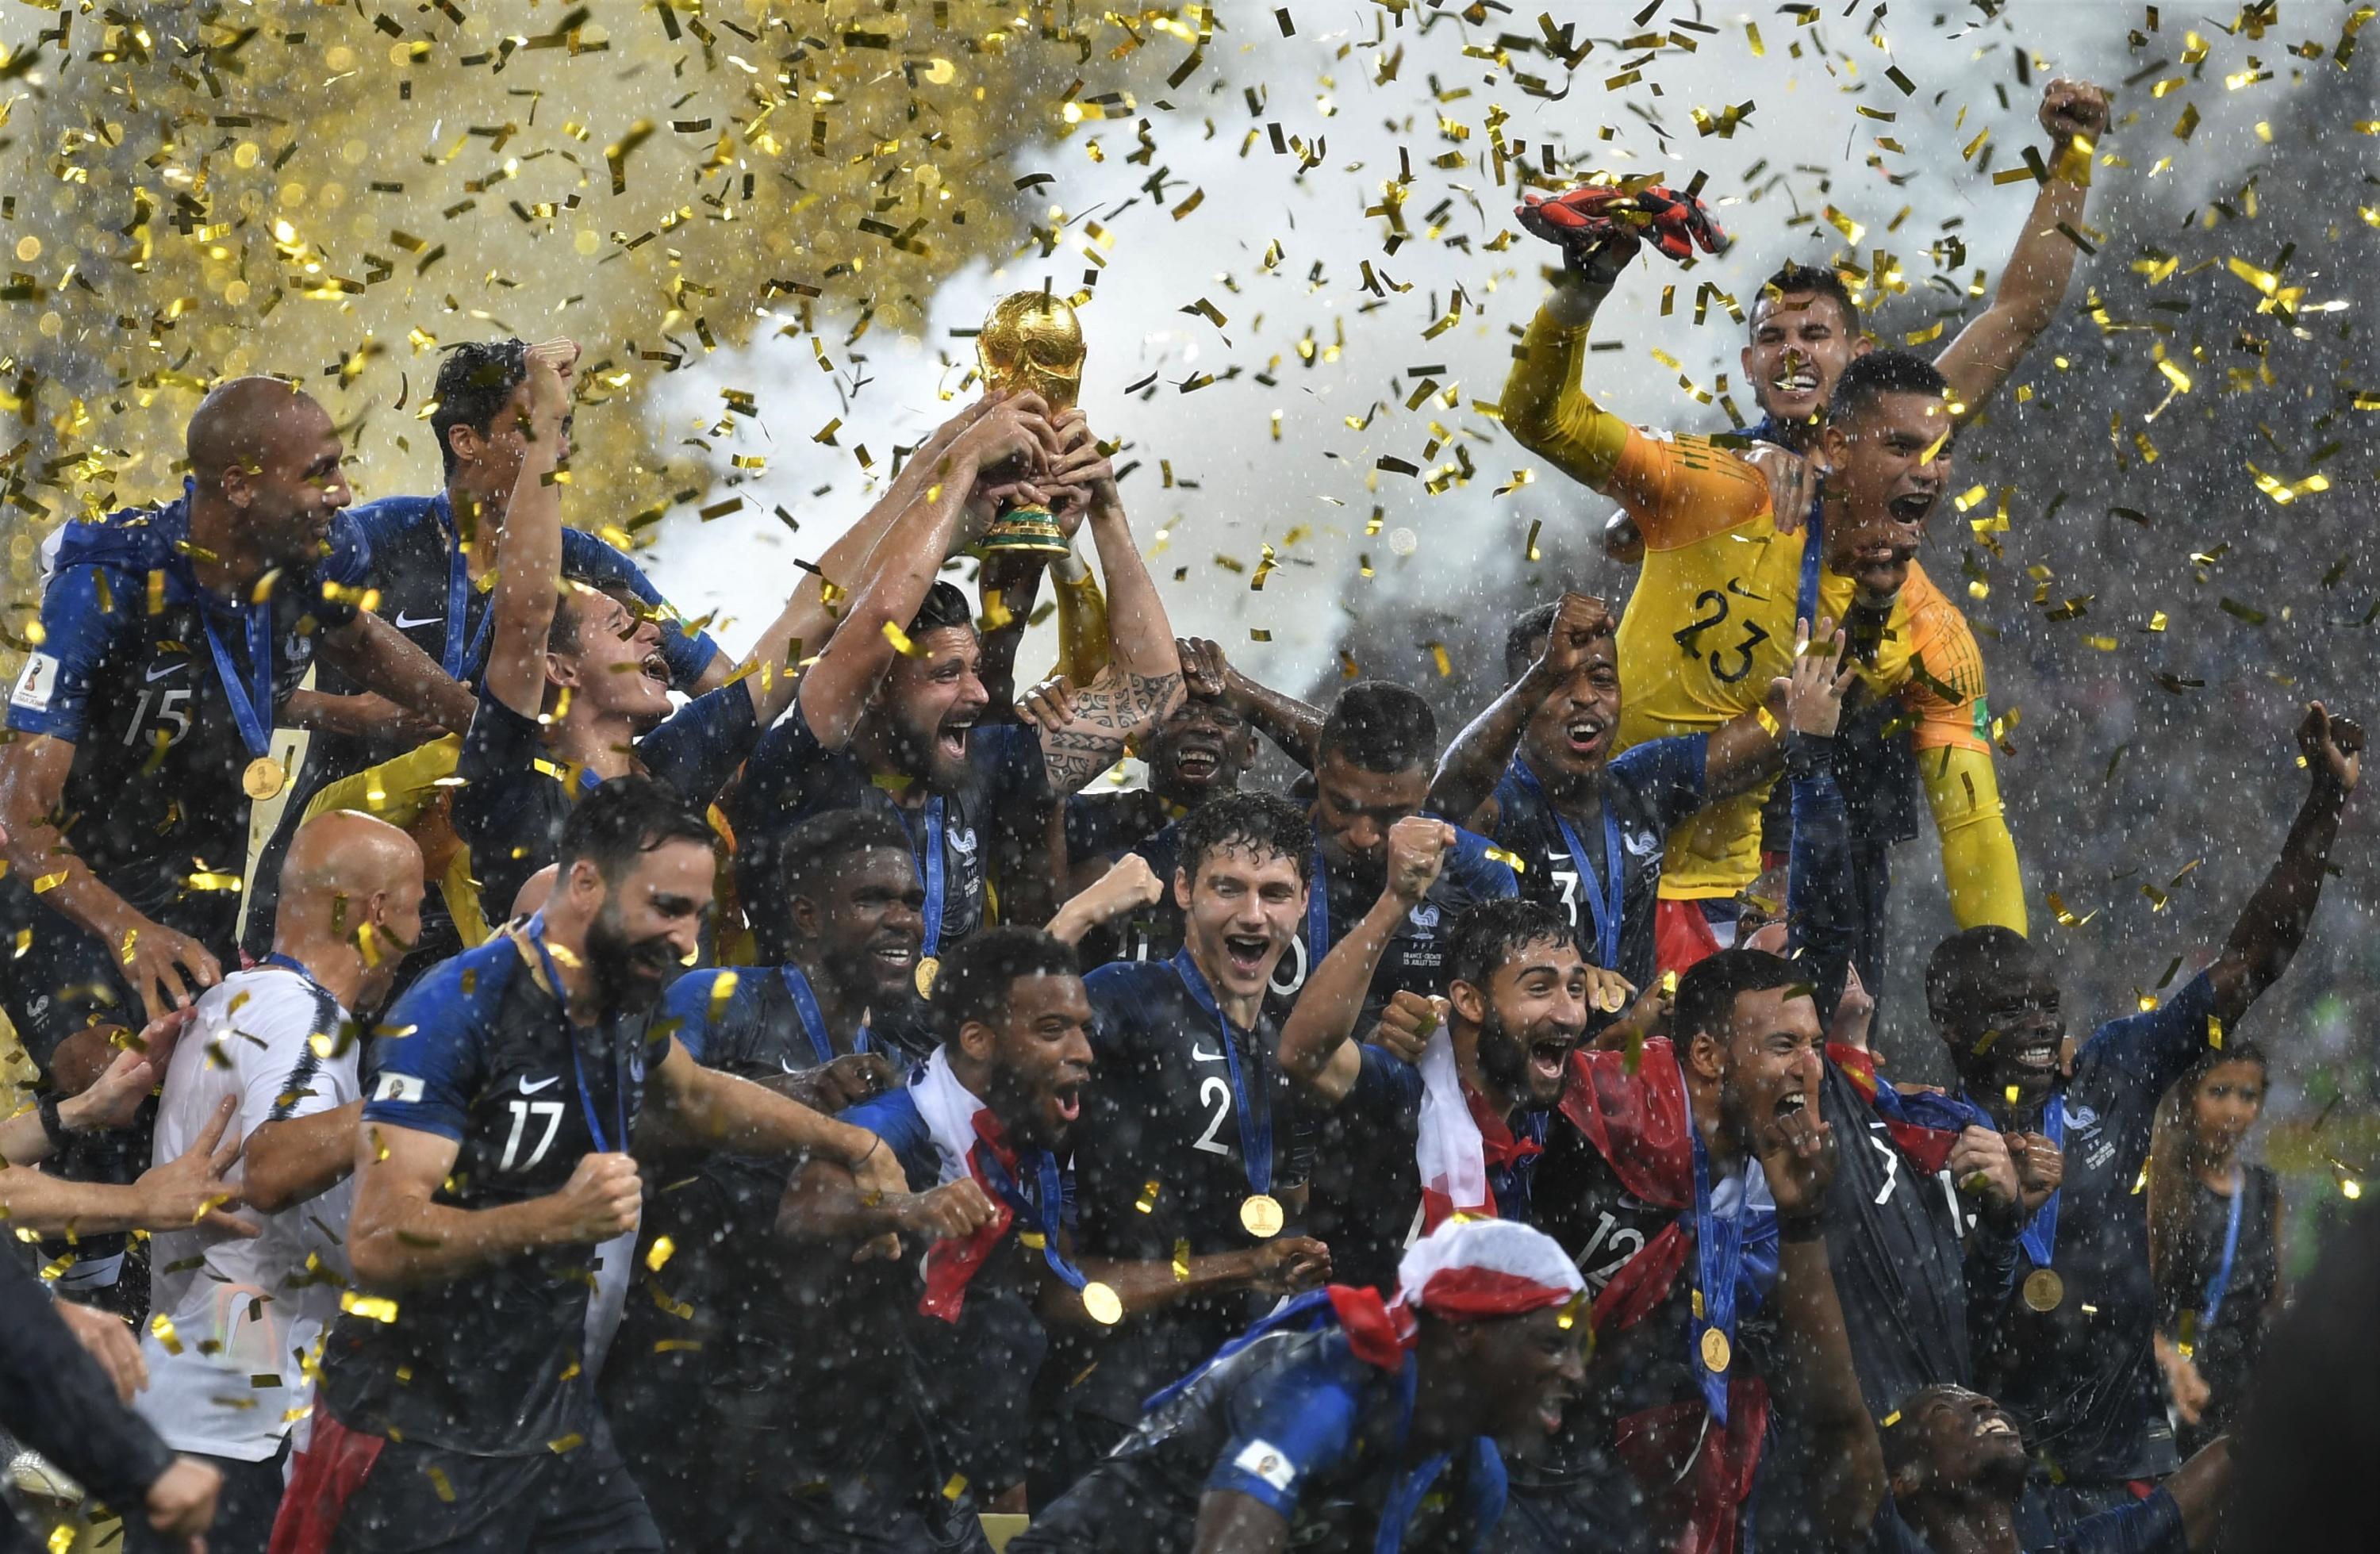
[262, 950, 329, 996]
[435, 493, 500, 682]
[1795, 497, 1826, 630]
[966, 1113, 1088, 1293]
[198, 594, 277, 761]
[2016, 1093, 2066, 1270]
[524, 915, 629, 1155]
[1170, 948, 1273, 1199]
[1509, 758, 1623, 969]
[1306, 839, 1333, 965]
[1688, 1115, 1746, 1422]
[2196, 1168, 2246, 1338]
[781, 963, 866, 1066]
[914, 796, 947, 959]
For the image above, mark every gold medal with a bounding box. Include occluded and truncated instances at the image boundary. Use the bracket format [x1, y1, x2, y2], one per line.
[2022, 1268, 2065, 1313]
[243, 756, 287, 800]
[1700, 1326, 1732, 1373]
[915, 955, 941, 998]
[1239, 1193, 1284, 1238]
[1081, 1281, 1123, 1326]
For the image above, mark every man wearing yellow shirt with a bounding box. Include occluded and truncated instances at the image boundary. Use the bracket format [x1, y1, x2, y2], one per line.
[1504, 327, 2020, 975]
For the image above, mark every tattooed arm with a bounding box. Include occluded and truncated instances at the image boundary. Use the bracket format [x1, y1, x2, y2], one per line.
[1034, 424, 1184, 794]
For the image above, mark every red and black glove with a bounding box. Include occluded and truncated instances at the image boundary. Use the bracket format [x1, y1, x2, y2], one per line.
[1516, 182, 1729, 275]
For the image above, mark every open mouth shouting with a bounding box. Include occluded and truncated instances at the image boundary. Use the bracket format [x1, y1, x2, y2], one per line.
[1772, 1084, 1811, 1121]
[1046, 1076, 1084, 1131]
[1529, 1030, 1576, 1086]
[1562, 713, 1609, 763]
[1887, 489, 1940, 525]
[1222, 932, 1273, 980]
[936, 715, 974, 765]
[1535, 1380, 1576, 1435]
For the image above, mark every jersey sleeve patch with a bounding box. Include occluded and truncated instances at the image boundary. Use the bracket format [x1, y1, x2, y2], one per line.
[1230, 1438, 1298, 1494]
[9, 651, 60, 713]
[372, 1072, 425, 1104]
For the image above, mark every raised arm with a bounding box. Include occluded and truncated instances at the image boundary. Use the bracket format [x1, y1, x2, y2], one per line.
[790, 398, 1054, 749]
[1035, 417, 1185, 793]
[2206, 703, 2361, 1026]
[1932, 80, 2110, 418]
[741, 397, 1025, 729]
[1430, 593, 1610, 831]
[1499, 255, 1633, 491]
[1277, 817, 1449, 1105]
[1181, 636, 1326, 772]
[478, 350, 574, 720]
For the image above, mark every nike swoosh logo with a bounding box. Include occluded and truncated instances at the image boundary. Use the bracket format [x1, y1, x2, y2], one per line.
[518, 1075, 562, 1094]
[779, 1057, 802, 1076]
[1192, 1045, 1224, 1063]
[145, 661, 186, 682]
[394, 612, 442, 629]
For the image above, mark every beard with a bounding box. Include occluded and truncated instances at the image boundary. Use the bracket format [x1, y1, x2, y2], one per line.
[1475, 1007, 1534, 1103]
[585, 903, 682, 1017]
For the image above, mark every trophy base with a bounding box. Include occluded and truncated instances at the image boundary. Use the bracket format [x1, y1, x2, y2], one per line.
[971, 505, 1073, 559]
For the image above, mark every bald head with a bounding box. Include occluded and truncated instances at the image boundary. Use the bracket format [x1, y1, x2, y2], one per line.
[275, 811, 425, 965]
[188, 378, 321, 487]
[185, 378, 354, 569]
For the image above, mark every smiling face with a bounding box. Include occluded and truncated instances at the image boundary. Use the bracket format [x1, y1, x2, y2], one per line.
[1820, 388, 1953, 599]
[1693, 983, 1824, 1154]
[1177, 843, 1307, 1007]
[1464, 1304, 1590, 1442]
[1515, 631, 1622, 784]
[792, 843, 924, 1008]
[873, 624, 991, 792]
[965, 970, 1096, 1152]
[1311, 750, 1429, 895]
[450, 378, 575, 512]
[2189, 1058, 2268, 1160]
[1142, 696, 1258, 808]
[1894, 1386, 2029, 1501]
[1743, 290, 1865, 429]
[1940, 960, 2064, 1117]
[1455, 934, 1591, 1110]
[237, 396, 356, 566]
[551, 586, 674, 726]
[578, 837, 714, 1016]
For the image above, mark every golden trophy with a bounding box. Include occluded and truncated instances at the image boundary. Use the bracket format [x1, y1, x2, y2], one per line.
[972, 290, 1083, 557]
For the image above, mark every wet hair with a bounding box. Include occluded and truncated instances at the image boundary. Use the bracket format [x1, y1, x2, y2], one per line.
[545, 574, 613, 657]
[1674, 948, 1803, 1051]
[1828, 349, 1949, 428]
[1923, 926, 2049, 1027]
[1318, 681, 1438, 775]
[1878, 1387, 1960, 1484]
[1176, 791, 1314, 890]
[930, 925, 1079, 1044]
[908, 580, 977, 639]
[1753, 262, 1862, 340]
[2148, 1039, 2273, 1288]
[781, 808, 916, 911]
[1449, 898, 1580, 994]
[431, 339, 531, 479]
[554, 774, 713, 885]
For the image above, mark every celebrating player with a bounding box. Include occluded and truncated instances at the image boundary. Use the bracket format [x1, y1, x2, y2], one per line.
[276, 779, 905, 1552]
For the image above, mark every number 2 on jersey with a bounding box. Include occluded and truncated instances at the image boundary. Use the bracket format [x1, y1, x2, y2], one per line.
[1192, 1075, 1235, 1157]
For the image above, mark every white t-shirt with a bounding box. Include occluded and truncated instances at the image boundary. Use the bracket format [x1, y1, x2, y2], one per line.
[136, 963, 360, 1460]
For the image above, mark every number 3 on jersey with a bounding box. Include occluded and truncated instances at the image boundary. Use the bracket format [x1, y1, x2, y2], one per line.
[1671, 588, 1771, 685]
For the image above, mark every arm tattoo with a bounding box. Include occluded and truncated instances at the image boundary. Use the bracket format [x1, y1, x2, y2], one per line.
[1038, 667, 1185, 793]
